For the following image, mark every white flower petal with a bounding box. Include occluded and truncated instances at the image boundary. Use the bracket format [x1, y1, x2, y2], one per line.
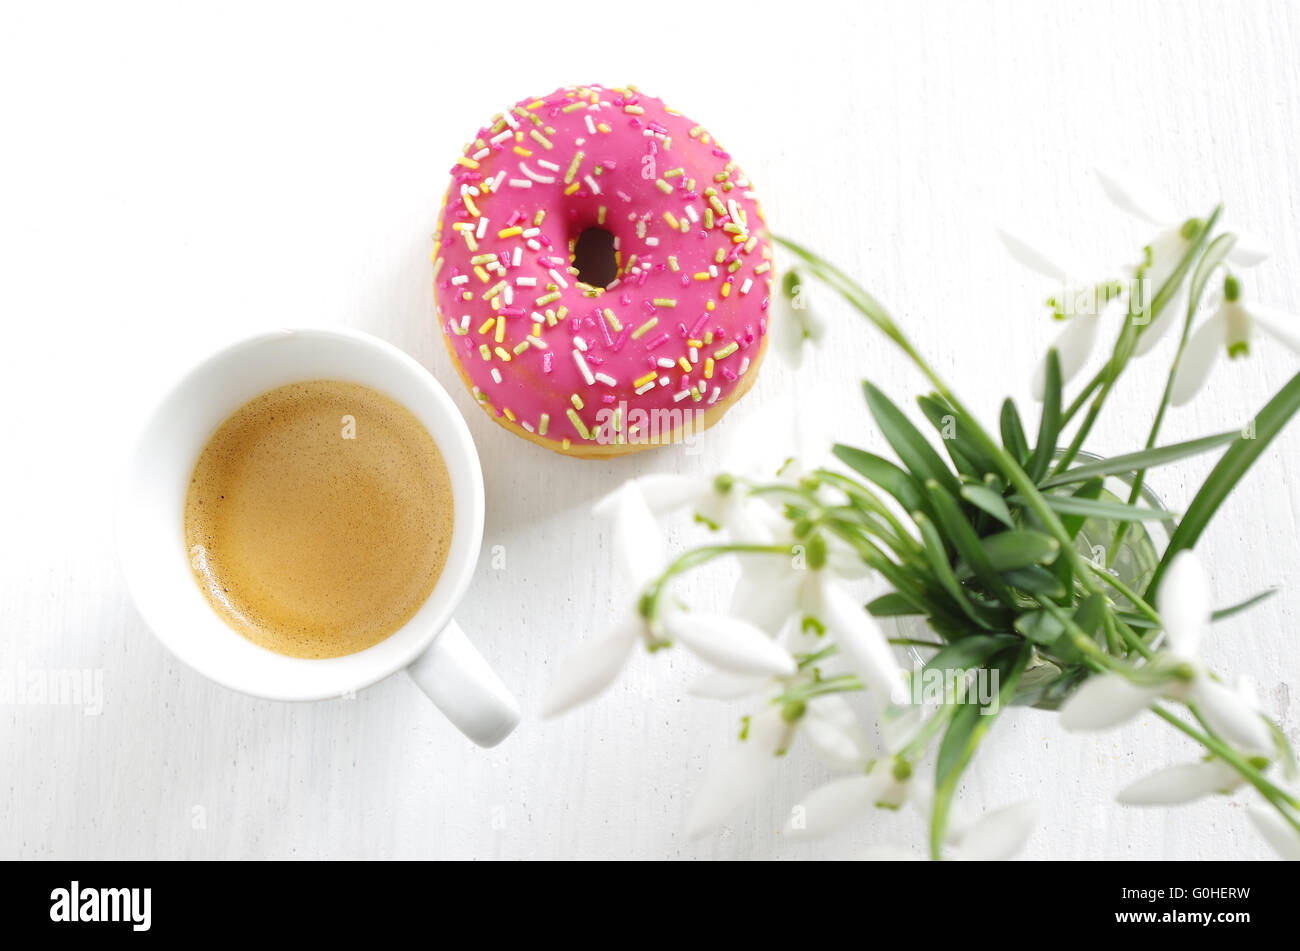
[996, 228, 1074, 282]
[664, 610, 797, 677]
[684, 706, 788, 838]
[729, 563, 800, 637]
[786, 774, 881, 839]
[633, 473, 708, 516]
[688, 669, 770, 700]
[539, 618, 638, 717]
[1117, 760, 1243, 805]
[594, 481, 665, 588]
[1157, 551, 1209, 659]
[1170, 311, 1227, 406]
[1133, 283, 1187, 356]
[1193, 676, 1274, 754]
[954, 801, 1037, 860]
[1095, 167, 1175, 225]
[1247, 804, 1300, 860]
[1032, 315, 1098, 399]
[1059, 673, 1161, 731]
[801, 695, 871, 768]
[1225, 229, 1271, 267]
[1252, 304, 1300, 354]
[818, 580, 908, 705]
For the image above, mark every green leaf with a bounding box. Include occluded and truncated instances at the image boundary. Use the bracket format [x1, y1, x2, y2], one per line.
[918, 394, 999, 478]
[1003, 566, 1066, 598]
[1073, 593, 1106, 639]
[1211, 588, 1278, 621]
[912, 510, 995, 629]
[927, 481, 1016, 606]
[1149, 369, 1300, 597]
[979, 530, 1060, 571]
[925, 634, 1019, 672]
[1058, 477, 1104, 540]
[1038, 431, 1241, 488]
[832, 444, 925, 514]
[862, 382, 963, 497]
[1188, 232, 1240, 321]
[1014, 492, 1174, 522]
[1026, 350, 1062, 482]
[1015, 610, 1065, 646]
[931, 641, 1031, 859]
[1000, 398, 1029, 464]
[961, 484, 1015, 529]
[866, 592, 924, 617]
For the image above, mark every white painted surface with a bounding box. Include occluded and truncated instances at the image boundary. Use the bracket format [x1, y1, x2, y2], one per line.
[2, 0, 1298, 859]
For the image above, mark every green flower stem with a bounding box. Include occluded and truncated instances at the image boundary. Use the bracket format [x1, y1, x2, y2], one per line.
[638, 543, 799, 636]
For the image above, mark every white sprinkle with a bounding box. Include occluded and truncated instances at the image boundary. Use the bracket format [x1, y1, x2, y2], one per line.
[683, 204, 699, 222]
[658, 375, 670, 386]
[459, 315, 471, 331]
[492, 171, 506, 192]
[522, 227, 540, 237]
[584, 114, 596, 135]
[584, 174, 601, 194]
[709, 265, 718, 278]
[476, 217, 488, 239]
[508, 178, 532, 188]
[537, 159, 561, 172]
[527, 239, 541, 251]
[528, 336, 547, 349]
[461, 184, 480, 197]
[672, 388, 690, 403]
[635, 381, 655, 395]
[575, 137, 586, 147]
[490, 130, 512, 145]
[451, 274, 469, 286]
[656, 357, 675, 368]
[573, 349, 595, 385]
[708, 385, 721, 404]
[689, 346, 699, 362]
[502, 111, 519, 129]
[522, 422, 535, 432]
[548, 268, 568, 289]
[503, 285, 513, 305]
[518, 162, 555, 184]
[516, 276, 538, 287]
[594, 372, 617, 386]
[574, 336, 588, 352]
[616, 190, 632, 203]
[740, 277, 753, 295]
[512, 247, 523, 266]
[530, 310, 545, 323]
[738, 356, 751, 376]
[491, 368, 502, 384]
[645, 237, 659, 247]
[473, 148, 489, 160]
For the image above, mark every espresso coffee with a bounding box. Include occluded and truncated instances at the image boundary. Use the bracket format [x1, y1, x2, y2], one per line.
[183, 380, 454, 659]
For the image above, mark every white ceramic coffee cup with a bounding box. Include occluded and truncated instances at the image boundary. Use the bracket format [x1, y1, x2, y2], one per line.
[117, 327, 520, 747]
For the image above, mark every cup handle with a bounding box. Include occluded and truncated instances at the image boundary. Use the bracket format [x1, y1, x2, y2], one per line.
[406, 620, 520, 747]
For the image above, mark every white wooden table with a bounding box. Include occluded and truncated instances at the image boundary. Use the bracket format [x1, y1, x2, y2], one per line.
[3, 0, 1298, 859]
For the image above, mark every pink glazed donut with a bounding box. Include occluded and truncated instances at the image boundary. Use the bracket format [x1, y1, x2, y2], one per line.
[432, 83, 773, 457]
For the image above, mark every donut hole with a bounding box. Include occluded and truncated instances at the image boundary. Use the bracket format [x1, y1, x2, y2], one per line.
[572, 227, 619, 288]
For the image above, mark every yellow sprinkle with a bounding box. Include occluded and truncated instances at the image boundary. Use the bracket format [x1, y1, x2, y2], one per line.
[652, 298, 677, 308]
[631, 317, 658, 340]
[706, 300, 716, 311]
[513, 145, 532, 157]
[526, 100, 545, 110]
[513, 341, 529, 355]
[704, 358, 714, 379]
[597, 205, 607, 225]
[561, 438, 571, 450]
[473, 265, 491, 283]
[566, 409, 591, 440]
[561, 100, 587, 113]
[704, 331, 714, 344]
[535, 291, 562, 306]
[531, 323, 542, 337]
[530, 129, 553, 149]
[668, 255, 679, 272]
[664, 168, 684, 178]
[564, 151, 584, 184]
[634, 371, 657, 388]
[655, 179, 673, 195]
[677, 357, 692, 373]
[688, 125, 703, 138]
[479, 344, 491, 361]
[714, 342, 738, 360]
[477, 318, 496, 335]
[721, 281, 731, 298]
[687, 338, 703, 348]
[623, 104, 644, 114]
[539, 414, 550, 436]
[456, 156, 480, 170]
[564, 181, 581, 195]
[570, 393, 584, 410]
[503, 407, 516, 422]
[596, 122, 612, 134]
[494, 346, 512, 362]
[470, 253, 497, 265]
[704, 208, 714, 229]
[495, 319, 506, 343]
[663, 211, 679, 230]
[602, 308, 623, 332]
[534, 210, 546, 226]
[463, 194, 481, 217]
[498, 226, 524, 239]
[694, 272, 711, 281]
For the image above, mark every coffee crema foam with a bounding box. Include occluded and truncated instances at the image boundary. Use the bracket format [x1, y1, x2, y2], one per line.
[184, 380, 454, 659]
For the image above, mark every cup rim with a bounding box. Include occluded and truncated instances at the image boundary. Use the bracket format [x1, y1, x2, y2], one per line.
[116, 326, 485, 700]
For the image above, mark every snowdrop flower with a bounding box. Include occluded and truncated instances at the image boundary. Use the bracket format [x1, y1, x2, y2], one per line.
[684, 703, 797, 839]
[1060, 551, 1274, 755]
[856, 802, 1038, 861]
[997, 228, 1124, 398]
[785, 758, 921, 839]
[1247, 800, 1300, 860]
[1096, 168, 1269, 355]
[1170, 275, 1300, 405]
[772, 268, 826, 367]
[1117, 758, 1246, 806]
